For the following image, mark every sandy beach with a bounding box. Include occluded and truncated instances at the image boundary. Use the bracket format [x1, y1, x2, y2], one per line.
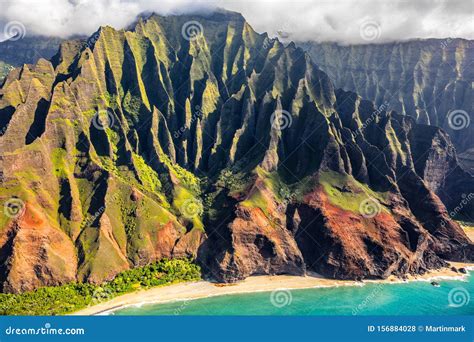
[461, 224, 474, 242]
[73, 261, 473, 315]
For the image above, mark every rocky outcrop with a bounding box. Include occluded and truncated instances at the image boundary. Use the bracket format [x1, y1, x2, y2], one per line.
[0, 204, 77, 293]
[201, 88, 473, 281]
[0, 36, 63, 83]
[0, 10, 472, 292]
[200, 179, 306, 282]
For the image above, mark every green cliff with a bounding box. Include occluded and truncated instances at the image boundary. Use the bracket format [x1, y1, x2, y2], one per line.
[300, 39, 473, 156]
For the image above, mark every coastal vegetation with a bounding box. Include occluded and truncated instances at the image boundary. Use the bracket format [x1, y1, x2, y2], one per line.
[0, 258, 201, 315]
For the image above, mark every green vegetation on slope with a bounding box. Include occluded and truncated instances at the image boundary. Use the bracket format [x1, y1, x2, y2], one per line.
[0, 61, 14, 83]
[0, 258, 201, 315]
[319, 171, 389, 213]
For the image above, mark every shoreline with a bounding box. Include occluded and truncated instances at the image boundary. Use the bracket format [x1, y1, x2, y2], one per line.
[73, 262, 474, 316]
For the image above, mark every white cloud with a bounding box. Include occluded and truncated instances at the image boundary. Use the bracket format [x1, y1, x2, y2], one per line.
[0, 0, 472, 43]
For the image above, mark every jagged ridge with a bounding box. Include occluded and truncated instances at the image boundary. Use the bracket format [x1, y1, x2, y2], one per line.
[299, 40, 473, 154]
[0, 10, 472, 292]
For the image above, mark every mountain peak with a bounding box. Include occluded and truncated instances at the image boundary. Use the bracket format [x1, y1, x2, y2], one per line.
[130, 8, 246, 29]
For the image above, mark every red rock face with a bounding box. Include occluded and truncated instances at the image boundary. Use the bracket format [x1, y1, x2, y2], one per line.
[292, 187, 446, 279]
[173, 228, 205, 258]
[0, 203, 77, 293]
[201, 170, 471, 282]
[212, 205, 305, 282]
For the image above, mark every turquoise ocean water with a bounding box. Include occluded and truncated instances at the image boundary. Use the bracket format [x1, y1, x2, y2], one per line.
[112, 273, 473, 315]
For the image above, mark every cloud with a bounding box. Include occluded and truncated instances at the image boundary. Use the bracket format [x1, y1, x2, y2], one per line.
[224, 0, 474, 43]
[0, 0, 214, 40]
[0, 0, 472, 43]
